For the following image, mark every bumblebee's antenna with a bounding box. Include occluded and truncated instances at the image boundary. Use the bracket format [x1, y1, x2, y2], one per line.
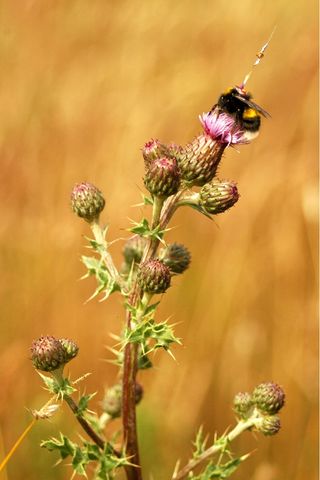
[239, 27, 276, 90]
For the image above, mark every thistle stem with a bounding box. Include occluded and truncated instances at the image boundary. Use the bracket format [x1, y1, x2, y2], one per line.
[172, 418, 255, 480]
[90, 221, 120, 282]
[63, 395, 106, 450]
[51, 370, 111, 454]
[122, 191, 184, 480]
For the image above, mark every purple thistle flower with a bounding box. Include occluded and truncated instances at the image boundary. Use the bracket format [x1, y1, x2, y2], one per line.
[199, 111, 248, 145]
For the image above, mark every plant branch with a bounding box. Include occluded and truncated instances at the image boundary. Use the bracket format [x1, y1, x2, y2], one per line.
[63, 395, 106, 450]
[172, 418, 255, 480]
[90, 221, 121, 283]
[122, 191, 184, 480]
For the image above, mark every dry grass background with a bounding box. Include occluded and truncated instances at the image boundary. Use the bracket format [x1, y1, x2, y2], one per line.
[0, 1, 318, 479]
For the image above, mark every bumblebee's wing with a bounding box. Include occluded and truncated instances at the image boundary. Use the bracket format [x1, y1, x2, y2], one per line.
[233, 94, 271, 117]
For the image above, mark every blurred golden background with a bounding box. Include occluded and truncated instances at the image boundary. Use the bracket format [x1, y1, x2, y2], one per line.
[0, 1, 318, 479]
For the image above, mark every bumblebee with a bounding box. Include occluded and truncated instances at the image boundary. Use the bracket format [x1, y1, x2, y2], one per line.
[213, 86, 270, 134]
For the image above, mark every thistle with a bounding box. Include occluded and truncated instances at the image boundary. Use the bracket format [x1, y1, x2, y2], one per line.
[137, 259, 171, 294]
[71, 182, 105, 223]
[199, 179, 239, 214]
[252, 382, 286, 415]
[31, 336, 78, 372]
[160, 243, 191, 274]
[23, 35, 284, 480]
[144, 156, 181, 198]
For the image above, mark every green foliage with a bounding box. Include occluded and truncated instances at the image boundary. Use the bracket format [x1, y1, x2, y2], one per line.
[193, 426, 208, 458]
[124, 317, 181, 353]
[188, 455, 250, 479]
[81, 256, 119, 301]
[38, 372, 76, 398]
[129, 218, 164, 241]
[77, 393, 97, 417]
[41, 434, 130, 479]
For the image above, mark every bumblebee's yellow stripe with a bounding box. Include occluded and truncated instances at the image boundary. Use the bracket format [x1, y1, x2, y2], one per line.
[243, 108, 259, 119]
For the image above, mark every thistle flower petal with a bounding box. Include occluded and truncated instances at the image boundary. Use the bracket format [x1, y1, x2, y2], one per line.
[199, 111, 248, 145]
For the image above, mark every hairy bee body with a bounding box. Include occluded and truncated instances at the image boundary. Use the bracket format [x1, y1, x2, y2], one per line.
[214, 86, 269, 134]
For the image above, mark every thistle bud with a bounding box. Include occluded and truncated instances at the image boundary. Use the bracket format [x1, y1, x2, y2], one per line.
[31, 336, 68, 372]
[233, 392, 253, 418]
[199, 179, 239, 214]
[123, 235, 147, 265]
[138, 259, 171, 294]
[252, 382, 286, 415]
[254, 414, 281, 436]
[71, 182, 105, 223]
[59, 338, 79, 362]
[102, 382, 143, 418]
[144, 157, 180, 198]
[135, 382, 144, 405]
[102, 384, 122, 418]
[177, 134, 225, 187]
[161, 243, 191, 274]
[142, 139, 171, 168]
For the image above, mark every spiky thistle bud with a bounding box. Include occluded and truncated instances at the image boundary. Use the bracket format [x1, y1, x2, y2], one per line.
[161, 243, 191, 274]
[71, 182, 105, 223]
[252, 382, 285, 415]
[134, 382, 144, 405]
[123, 235, 147, 266]
[144, 157, 180, 198]
[59, 338, 79, 362]
[31, 336, 68, 372]
[142, 139, 171, 168]
[254, 414, 281, 436]
[233, 392, 253, 418]
[102, 384, 122, 418]
[177, 134, 225, 187]
[138, 259, 171, 294]
[102, 382, 143, 418]
[199, 179, 239, 214]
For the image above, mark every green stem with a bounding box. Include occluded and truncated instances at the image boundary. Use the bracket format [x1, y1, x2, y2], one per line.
[172, 418, 255, 480]
[90, 221, 120, 282]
